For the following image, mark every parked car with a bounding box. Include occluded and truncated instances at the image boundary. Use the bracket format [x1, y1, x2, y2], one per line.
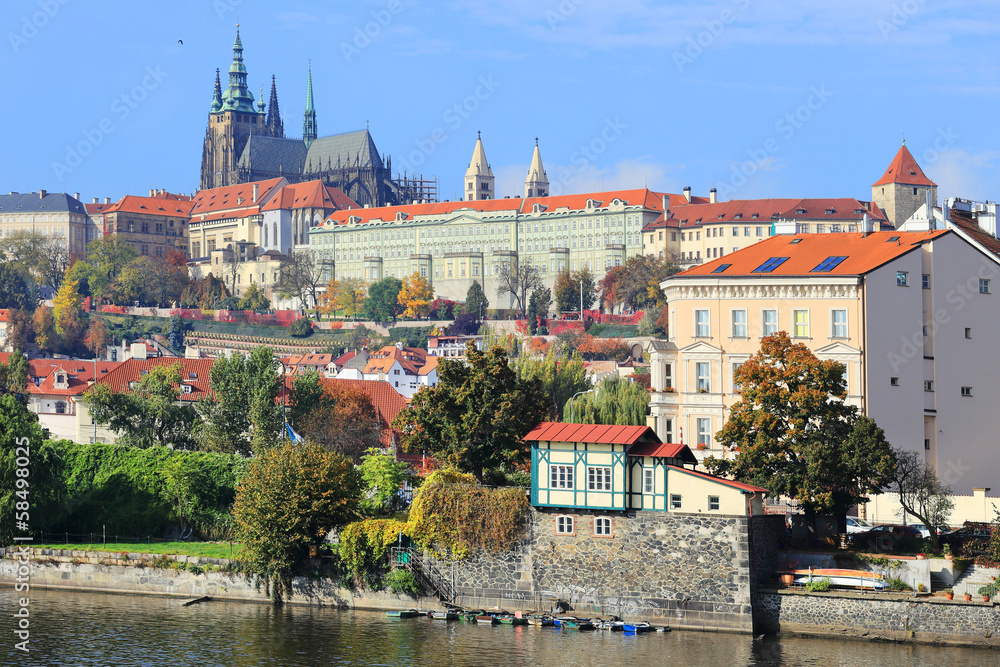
[852, 524, 922, 551]
[909, 523, 948, 539]
[845, 517, 874, 534]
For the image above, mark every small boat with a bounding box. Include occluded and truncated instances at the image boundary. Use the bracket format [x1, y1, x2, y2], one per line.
[785, 568, 888, 590]
[498, 614, 528, 625]
[476, 614, 498, 625]
[527, 615, 555, 627]
[607, 620, 626, 631]
[561, 618, 595, 630]
[623, 621, 654, 633]
[386, 609, 421, 619]
[430, 610, 459, 621]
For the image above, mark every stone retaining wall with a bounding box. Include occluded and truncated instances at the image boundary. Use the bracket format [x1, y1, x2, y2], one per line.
[756, 589, 1000, 647]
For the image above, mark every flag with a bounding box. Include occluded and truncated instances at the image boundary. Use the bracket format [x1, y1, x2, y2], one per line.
[286, 423, 304, 444]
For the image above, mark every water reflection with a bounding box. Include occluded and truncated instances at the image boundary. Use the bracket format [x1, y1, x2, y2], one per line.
[2, 588, 993, 666]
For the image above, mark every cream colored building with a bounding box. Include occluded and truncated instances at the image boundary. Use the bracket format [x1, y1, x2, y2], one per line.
[646, 230, 1000, 495]
[0, 191, 93, 257]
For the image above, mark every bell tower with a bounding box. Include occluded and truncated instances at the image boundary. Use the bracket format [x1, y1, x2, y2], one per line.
[464, 132, 495, 200]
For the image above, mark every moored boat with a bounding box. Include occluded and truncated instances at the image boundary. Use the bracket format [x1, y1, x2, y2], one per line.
[386, 609, 421, 619]
[785, 568, 888, 590]
[430, 610, 459, 621]
[561, 618, 595, 630]
[622, 621, 654, 633]
[476, 614, 498, 625]
[527, 615, 555, 627]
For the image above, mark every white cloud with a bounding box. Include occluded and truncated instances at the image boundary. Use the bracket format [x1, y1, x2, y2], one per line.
[930, 148, 1000, 202]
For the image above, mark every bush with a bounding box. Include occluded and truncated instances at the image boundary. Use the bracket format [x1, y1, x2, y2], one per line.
[805, 577, 831, 592]
[288, 317, 313, 338]
[384, 568, 420, 597]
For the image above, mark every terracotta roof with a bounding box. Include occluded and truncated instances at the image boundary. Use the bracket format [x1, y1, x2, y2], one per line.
[259, 179, 357, 212]
[94, 358, 215, 401]
[191, 178, 285, 216]
[643, 198, 887, 232]
[104, 195, 195, 217]
[85, 202, 115, 214]
[675, 230, 949, 278]
[27, 359, 122, 397]
[318, 378, 407, 446]
[524, 422, 660, 445]
[363, 345, 432, 376]
[946, 208, 1000, 258]
[333, 351, 357, 366]
[0, 309, 10, 323]
[627, 441, 698, 465]
[666, 464, 769, 494]
[872, 144, 937, 187]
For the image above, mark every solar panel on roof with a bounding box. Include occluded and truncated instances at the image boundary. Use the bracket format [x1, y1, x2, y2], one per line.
[751, 257, 789, 273]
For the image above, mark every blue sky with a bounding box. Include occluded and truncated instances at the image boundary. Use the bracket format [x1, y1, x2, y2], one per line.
[3, 0, 998, 205]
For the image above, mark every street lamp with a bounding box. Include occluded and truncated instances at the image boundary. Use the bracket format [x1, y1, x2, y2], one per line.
[276, 359, 288, 441]
[569, 388, 595, 423]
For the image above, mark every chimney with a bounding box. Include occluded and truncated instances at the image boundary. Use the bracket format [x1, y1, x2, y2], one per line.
[73, 192, 79, 201]
[862, 213, 870, 237]
[92, 198, 99, 204]
[683, 186, 692, 203]
[709, 188, 717, 204]
[149, 189, 154, 197]
[38, 190, 47, 199]
[252, 183, 259, 203]
[104, 197, 110, 204]
[662, 194, 670, 220]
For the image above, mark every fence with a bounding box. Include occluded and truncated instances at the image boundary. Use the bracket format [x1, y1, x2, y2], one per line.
[30, 530, 196, 546]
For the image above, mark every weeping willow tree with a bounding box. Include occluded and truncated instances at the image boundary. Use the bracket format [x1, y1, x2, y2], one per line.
[563, 375, 650, 425]
[514, 347, 589, 421]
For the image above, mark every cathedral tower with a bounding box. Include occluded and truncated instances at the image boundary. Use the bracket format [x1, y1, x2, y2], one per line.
[464, 132, 495, 200]
[524, 138, 549, 198]
[266, 75, 284, 138]
[303, 64, 317, 148]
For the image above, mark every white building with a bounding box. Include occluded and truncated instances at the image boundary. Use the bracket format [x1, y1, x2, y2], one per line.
[337, 344, 438, 399]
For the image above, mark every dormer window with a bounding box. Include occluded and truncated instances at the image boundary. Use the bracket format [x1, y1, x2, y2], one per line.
[795, 208, 807, 215]
[825, 208, 836, 215]
[181, 384, 193, 394]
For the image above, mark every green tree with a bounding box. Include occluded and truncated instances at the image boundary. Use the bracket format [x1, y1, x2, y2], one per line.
[86, 236, 139, 303]
[394, 344, 546, 481]
[364, 277, 403, 322]
[66, 260, 94, 297]
[0, 263, 40, 312]
[110, 257, 149, 306]
[0, 393, 67, 544]
[563, 375, 649, 425]
[166, 315, 186, 352]
[889, 447, 954, 552]
[238, 282, 270, 312]
[83, 363, 197, 449]
[288, 371, 328, 429]
[605, 254, 680, 312]
[358, 448, 412, 517]
[4, 309, 33, 354]
[465, 280, 489, 318]
[706, 333, 896, 531]
[529, 287, 552, 329]
[515, 348, 589, 421]
[0, 350, 28, 397]
[233, 442, 360, 603]
[196, 347, 282, 456]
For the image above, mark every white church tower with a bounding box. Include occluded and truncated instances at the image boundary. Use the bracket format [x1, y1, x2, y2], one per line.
[524, 138, 549, 198]
[464, 131, 495, 200]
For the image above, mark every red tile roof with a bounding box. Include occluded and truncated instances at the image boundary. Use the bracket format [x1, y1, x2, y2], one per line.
[104, 195, 195, 217]
[363, 345, 437, 376]
[191, 178, 285, 217]
[259, 179, 357, 212]
[27, 359, 122, 397]
[94, 358, 215, 401]
[0, 309, 10, 323]
[675, 230, 949, 278]
[945, 208, 1000, 258]
[872, 144, 937, 187]
[85, 202, 115, 215]
[524, 422, 660, 445]
[643, 198, 888, 232]
[627, 441, 698, 464]
[666, 464, 769, 493]
[319, 378, 407, 446]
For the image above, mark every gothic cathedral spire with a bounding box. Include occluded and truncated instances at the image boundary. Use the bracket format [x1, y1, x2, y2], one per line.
[266, 74, 284, 138]
[223, 25, 256, 113]
[211, 68, 222, 112]
[303, 63, 317, 147]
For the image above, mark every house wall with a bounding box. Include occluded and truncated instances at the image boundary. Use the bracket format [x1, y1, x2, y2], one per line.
[531, 441, 629, 511]
[864, 488, 1000, 525]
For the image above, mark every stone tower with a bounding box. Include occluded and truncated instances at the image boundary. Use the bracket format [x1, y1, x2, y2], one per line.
[303, 64, 317, 148]
[871, 141, 938, 228]
[265, 75, 284, 138]
[524, 138, 549, 198]
[464, 132, 495, 200]
[200, 26, 274, 191]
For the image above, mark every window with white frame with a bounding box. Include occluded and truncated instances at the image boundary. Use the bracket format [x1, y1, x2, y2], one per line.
[594, 517, 612, 536]
[643, 469, 654, 494]
[708, 496, 720, 511]
[696, 418, 711, 448]
[663, 363, 672, 390]
[670, 494, 682, 509]
[980, 279, 990, 294]
[896, 271, 908, 287]
[695, 309, 710, 337]
[550, 465, 574, 489]
[762, 309, 777, 337]
[556, 516, 575, 534]
[831, 309, 848, 338]
[663, 418, 674, 443]
[731, 309, 747, 338]
[588, 466, 612, 491]
[732, 362, 744, 392]
[793, 309, 810, 338]
[696, 362, 710, 392]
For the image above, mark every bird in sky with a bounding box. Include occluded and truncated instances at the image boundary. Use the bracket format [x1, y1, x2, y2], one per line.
[178, 39, 183, 45]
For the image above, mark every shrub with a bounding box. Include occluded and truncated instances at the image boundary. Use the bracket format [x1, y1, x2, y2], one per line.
[288, 317, 313, 338]
[384, 568, 420, 597]
[805, 577, 831, 592]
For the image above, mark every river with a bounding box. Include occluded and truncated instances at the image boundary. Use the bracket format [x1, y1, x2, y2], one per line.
[2, 588, 995, 666]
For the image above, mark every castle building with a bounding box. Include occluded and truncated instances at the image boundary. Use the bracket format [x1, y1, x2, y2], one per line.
[101, 191, 193, 258]
[199, 27, 432, 207]
[0, 191, 92, 257]
[871, 141, 938, 228]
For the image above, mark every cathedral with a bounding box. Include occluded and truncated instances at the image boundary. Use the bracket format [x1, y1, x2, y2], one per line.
[199, 27, 433, 207]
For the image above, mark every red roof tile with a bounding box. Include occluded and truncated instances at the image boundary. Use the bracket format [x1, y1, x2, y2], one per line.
[643, 198, 887, 232]
[0, 309, 10, 323]
[104, 195, 195, 217]
[666, 464, 769, 493]
[94, 358, 215, 401]
[259, 179, 357, 212]
[627, 441, 698, 464]
[191, 178, 285, 217]
[872, 144, 937, 187]
[524, 421, 660, 445]
[27, 359, 123, 396]
[946, 208, 1000, 258]
[676, 230, 949, 278]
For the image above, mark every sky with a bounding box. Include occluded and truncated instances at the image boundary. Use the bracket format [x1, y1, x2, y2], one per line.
[3, 0, 999, 206]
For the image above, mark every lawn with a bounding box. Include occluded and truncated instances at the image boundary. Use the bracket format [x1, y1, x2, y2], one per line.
[32, 541, 240, 559]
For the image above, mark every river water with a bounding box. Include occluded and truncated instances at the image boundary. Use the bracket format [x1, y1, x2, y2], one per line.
[2, 588, 995, 666]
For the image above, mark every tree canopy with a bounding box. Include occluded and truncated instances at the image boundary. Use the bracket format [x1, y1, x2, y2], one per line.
[364, 277, 403, 322]
[0, 263, 40, 312]
[289, 373, 382, 462]
[706, 332, 896, 522]
[554, 267, 596, 313]
[515, 347, 589, 421]
[495, 259, 543, 318]
[562, 375, 649, 425]
[465, 280, 489, 317]
[394, 344, 546, 481]
[600, 254, 679, 312]
[398, 272, 435, 318]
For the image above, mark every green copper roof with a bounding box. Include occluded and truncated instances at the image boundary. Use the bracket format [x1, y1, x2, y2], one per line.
[220, 26, 258, 114]
[303, 63, 317, 145]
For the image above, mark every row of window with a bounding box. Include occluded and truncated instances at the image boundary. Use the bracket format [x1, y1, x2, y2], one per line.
[694, 308, 848, 340]
[555, 515, 612, 536]
[550, 465, 612, 491]
[888, 377, 974, 396]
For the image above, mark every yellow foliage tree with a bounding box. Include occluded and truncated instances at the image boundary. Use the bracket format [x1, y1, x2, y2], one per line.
[398, 272, 434, 319]
[317, 278, 342, 318]
[52, 279, 88, 350]
[337, 277, 368, 317]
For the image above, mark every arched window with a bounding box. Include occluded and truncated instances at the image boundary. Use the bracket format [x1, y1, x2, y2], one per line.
[273, 222, 278, 247]
[55, 402, 66, 414]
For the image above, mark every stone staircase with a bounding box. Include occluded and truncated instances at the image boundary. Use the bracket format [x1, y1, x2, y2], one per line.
[952, 564, 1000, 597]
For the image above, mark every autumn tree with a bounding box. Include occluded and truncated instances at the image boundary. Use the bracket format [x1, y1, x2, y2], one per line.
[144, 251, 191, 307]
[889, 448, 954, 552]
[337, 277, 368, 318]
[109, 257, 149, 306]
[84, 363, 197, 449]
[554, 267, 596, 314]
[465, 280, 489, 318]
[233, 442, 360, 603]
[599, 265, 626, 313]
[316, 278, 341, 319]
[83, 317, 110, 358]
[706, 332, 896, 531]
[398, 272, 435, 319]
[238, 282, 270, 312]
[52, 278, 88, 350]
[603, 254, 680, 312]
[180, 273, 230, 309]
[364, 277, 403, 322]
[291, 374, 382, 462]
[495, 259, 543, 318]
[394, 344, 546, 481]
[515, 347, 589, 421]
[4, 309, 33, 353]
[32, 306, 58, 354]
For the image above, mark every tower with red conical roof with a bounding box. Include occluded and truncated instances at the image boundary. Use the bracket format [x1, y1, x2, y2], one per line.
[871, 141, 938, 228]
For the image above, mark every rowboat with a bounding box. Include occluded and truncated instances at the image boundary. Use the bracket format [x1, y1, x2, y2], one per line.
[527, 615, 555, 627]
[561, 618, 595, 630]
[430, 610, 459, 621]
[476, 614, 499, 625]
[386, 609, 421, 619]
[623, 621, 654, 633]
[785, 568, 888, 590]
[498, 614, 528, 625]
